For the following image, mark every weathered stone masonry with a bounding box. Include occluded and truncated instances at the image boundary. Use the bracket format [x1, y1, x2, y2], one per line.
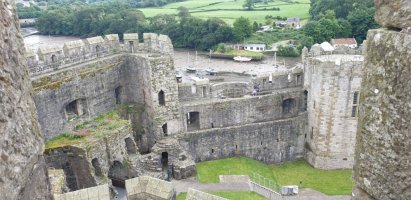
[0, 0, 51, 199]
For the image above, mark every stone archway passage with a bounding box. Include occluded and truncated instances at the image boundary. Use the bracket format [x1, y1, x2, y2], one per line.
[108, 161, 129, 188]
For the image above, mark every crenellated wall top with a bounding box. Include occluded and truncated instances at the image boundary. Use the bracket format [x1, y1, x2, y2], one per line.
[26, 33, 174, 77]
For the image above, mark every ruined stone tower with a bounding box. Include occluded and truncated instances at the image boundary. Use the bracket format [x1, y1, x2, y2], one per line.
[0, 0, 51, 199]
[303, 44, 363, 169]
[352, 1, 411, 199]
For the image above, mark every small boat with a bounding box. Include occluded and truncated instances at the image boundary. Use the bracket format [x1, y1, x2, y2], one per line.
[186, 65, 197, 72]
[233, 56, 252, 62]
[175, 70, 183, 78]
[205, 68, 217, 75]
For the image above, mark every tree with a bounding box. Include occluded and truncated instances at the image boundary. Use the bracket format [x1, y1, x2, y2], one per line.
[347, 6, 378, 43]
[177, 6, 191, 18]
[233, 17, 252, 41]
[252, 21, 259, 32]
[243, 0, 254, 10]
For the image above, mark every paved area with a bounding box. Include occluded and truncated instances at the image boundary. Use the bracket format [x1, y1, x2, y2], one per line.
[172, 177, 351, 200]
[172, 177, 251, 195]
[282, 189, 351, 200]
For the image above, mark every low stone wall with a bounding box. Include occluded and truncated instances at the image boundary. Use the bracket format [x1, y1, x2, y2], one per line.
[53, 184, 111, 200]
[250, 182, 282, 200]
[126, 176, 176, 200]
[186, 189, 227, 200]
[179, 114, 306, 164]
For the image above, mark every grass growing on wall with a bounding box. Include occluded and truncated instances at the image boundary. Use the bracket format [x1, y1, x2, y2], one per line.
[176, 191, 266, 200]
[45, 110, 130, 150]
[196, 157, 354, 195]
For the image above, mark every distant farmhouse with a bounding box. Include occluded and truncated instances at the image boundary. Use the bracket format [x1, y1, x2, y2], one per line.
[275, 17, 301, 29]
[232, 43, 266, 52]
[287, 17, 301, 29]
[244, 44, 266, 52]
[331, 38, 358, 49]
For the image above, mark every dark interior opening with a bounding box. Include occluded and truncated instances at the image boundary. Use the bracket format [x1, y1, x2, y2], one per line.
[51, 54, 57, 63]
[66, 100, 79, 118]
[303, 90, 308, 111]
[108, 161, 128, 188]
[158, 90, 165, 106]
[282, 98, 296, 114]
[187, 112, 200, 131]
[162, 123, 168, 136]
[129, 41, 134, 53]
[115, 86, 122, 104]
[125, 137, 137, 155]
[161, 152, 169, 168]
[91, 158, 102, 177]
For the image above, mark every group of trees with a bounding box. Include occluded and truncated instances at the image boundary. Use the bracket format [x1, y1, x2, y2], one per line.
[306, 0, 378, 43]
[36, 3, 237, 50]
[16, 3, 42, 19]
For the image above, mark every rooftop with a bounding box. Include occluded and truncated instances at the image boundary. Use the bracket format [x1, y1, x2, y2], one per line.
[313, 54, 364, 63]
[331, 38, 357, 45]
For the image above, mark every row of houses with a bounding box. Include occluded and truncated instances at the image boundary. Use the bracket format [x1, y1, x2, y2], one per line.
[231, 38, 358, 52]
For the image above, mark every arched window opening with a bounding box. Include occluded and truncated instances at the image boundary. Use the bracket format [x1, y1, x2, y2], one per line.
[158, 90, 165, 106]
[161, 152, 168, 168]
[65, 99, 87, 120]
[51, 54, 57, 63]
[91, 158, 102, 177]
[162, 123, 168, 136]
[115, 86, 122, 104]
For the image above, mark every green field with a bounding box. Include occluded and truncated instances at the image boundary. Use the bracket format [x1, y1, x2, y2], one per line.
[196, 157, 354, 195]
[177, 191, 266, 200]
[139, 0, 310, 25]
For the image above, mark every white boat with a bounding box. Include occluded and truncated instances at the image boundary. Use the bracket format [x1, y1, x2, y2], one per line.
[205, 68, 217, 75]
[186, 65, 197, 72]
[233, 56, 252, 62]
[175, 70, 183, 78]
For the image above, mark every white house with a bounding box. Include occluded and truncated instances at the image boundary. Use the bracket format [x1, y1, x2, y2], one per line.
[331, 38, 358, 49]
[244, 44, 266, 52]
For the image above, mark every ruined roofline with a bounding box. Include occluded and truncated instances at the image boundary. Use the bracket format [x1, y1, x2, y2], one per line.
[303, 42, 364, 58]
[25, 32, 173, 77]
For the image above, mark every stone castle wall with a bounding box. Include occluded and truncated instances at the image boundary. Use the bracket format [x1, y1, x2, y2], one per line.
[27, 33, 173, 77]
[352, 29, 411, 200]
[179, 114, 306, 163]
[304, 48, 363, 169]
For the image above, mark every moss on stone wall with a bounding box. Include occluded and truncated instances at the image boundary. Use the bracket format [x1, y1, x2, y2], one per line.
[45, 108, 130, 151]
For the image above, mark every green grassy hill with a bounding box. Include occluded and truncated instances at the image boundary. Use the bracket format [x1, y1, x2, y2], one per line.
[139, 0, 310, 25]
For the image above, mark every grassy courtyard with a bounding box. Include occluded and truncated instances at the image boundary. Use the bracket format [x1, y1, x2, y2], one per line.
[177, 191, 266, 200]
[139, 0, 310, 25]
[196, 157, 354, 195]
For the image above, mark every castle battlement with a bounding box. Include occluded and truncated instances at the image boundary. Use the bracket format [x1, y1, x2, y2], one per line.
[26, 33, 174, 77]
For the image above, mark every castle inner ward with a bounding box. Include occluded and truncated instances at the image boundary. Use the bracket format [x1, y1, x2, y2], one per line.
[27, 31, 363, 196]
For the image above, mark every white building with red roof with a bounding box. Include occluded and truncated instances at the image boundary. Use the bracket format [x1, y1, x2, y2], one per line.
[331, 38, 358, 49]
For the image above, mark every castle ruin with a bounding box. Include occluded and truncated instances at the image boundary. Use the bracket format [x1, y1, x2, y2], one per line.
[1, 0, 410, 199]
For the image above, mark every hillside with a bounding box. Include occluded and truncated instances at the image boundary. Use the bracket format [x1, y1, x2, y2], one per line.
[140, 0, 310, 25]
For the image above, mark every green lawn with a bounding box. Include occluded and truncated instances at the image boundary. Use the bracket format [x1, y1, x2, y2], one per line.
[139, 0, 310, 25]
[177, 191, 266, 200]
[196, 157, 354, 195]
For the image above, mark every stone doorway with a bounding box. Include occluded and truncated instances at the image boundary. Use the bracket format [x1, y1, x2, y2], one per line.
[187, 112, 200, 131]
